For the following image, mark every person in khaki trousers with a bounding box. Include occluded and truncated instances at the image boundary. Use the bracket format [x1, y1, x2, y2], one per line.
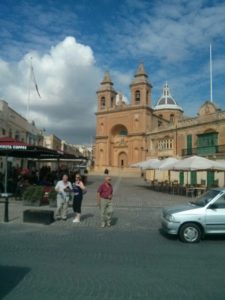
[55, 174, 72, 220]
[96, 176, 113, 227]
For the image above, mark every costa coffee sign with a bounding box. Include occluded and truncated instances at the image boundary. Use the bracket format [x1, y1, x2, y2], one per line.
[0, 145, 27, 150]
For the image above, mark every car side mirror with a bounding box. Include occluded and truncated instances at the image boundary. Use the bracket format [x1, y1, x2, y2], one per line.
[208, 203, 218, 209]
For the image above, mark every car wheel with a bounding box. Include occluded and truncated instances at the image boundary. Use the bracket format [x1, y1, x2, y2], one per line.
[179, 223, 202, 243]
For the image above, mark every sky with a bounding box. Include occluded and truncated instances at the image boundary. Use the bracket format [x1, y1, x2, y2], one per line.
[0, 0, 225, 144]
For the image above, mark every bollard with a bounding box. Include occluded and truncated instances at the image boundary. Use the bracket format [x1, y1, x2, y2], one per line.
[4, 196, 9, 222]
[1, 193, 11, 223]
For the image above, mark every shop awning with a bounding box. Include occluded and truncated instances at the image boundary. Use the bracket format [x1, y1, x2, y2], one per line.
[0, 137, 86, 160]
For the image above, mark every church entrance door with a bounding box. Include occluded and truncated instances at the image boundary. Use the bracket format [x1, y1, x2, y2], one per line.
[118, 152, 128, 168]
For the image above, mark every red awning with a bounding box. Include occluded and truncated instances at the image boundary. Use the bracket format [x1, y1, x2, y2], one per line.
[0, 137, 29, 150]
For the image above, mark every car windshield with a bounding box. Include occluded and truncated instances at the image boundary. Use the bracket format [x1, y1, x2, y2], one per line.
[190, 190, 221, 207]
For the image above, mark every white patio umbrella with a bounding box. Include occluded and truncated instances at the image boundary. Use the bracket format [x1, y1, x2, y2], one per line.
[157, 158, 180, 183]
[211, 160, 225, 186]
[173, 155, 217, 171]
[130, 158, 159, 169]
[143, 157, 179, 183]
[130, 161, 145, 168]
[211, 160, 225, 171]
[140, 159, 161, 170]
[144, 157, 179, 170]
[172, 155, 222, 186]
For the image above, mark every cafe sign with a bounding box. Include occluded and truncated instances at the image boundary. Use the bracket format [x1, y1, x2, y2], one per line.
[0, 145, 27, 150]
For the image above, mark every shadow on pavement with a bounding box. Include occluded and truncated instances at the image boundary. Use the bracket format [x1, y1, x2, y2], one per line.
[86, 180, 95, 186]
[0, 265, 30, 299]
[80, 213, 94, 221]
[204, 234, 225, 242]
[111, 217, 118, 226]
[159, 229, 225, 243]
[133, 184, 152, 190]
[158, 228, 178, 241]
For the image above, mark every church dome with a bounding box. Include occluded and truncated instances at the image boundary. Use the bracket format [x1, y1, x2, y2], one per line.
[154, 82, 183, 111]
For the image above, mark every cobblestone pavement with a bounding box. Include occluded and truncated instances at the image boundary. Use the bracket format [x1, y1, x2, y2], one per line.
[0, 175, 188, 229]
[0, 176, 225, 300]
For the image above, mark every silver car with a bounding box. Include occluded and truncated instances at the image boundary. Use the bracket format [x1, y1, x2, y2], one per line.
[161, 188, 225, 243]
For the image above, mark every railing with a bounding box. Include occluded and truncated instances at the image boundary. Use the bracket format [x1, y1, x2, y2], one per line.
[182, 145, 225, 156]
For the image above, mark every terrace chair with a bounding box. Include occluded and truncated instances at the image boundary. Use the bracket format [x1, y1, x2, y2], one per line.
[200, 179, 206, 186]
[212, 179, 219, 187]
[171, 181, 179, 194]
[185, 184, 195, 197]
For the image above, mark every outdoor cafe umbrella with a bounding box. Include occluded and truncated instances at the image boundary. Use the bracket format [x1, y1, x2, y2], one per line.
[212, 160, 225, 186]
[143, 157, 179, 182]
[172, 155, 225, 185]
[143, 157, 179, 170]
[130, 158, 159, 169]
[211, 159, 225, 171]
[173, 155, 219, 171]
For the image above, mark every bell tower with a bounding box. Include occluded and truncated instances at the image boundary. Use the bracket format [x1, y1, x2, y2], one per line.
[96, 72, 117, 111]
[130, 63, 152, 107]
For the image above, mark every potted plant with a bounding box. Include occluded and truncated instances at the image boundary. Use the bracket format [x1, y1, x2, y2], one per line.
[23, 185, 44, 206]
[48, 188, 57, 207]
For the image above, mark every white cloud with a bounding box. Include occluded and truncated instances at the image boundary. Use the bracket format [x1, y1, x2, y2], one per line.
[106, 0, 225, 64]
[100, 0, 225, 116]
[0, 36, 102, 143]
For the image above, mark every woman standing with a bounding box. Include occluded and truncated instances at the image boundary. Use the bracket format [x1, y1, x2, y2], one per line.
[72, 174, 86, 223]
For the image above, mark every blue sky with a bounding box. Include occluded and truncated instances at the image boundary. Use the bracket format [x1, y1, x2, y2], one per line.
[0, 0, 225, 143]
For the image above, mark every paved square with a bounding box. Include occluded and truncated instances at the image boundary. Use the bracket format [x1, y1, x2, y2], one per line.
[0, 176, 225, 299]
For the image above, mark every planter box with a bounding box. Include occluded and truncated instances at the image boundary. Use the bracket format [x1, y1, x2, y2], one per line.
[48, 189, 57, 208]
[23, 209, 54, 225]
[22, 186, 44, 207]
[49, 200, 57, 208]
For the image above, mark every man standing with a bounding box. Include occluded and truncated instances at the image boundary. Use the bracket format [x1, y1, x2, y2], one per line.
[55, 174, 72, 220]
[97, 176, 113, 227]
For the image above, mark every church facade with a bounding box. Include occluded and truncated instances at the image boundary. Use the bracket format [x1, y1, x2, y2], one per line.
[95, 64, 225, 176]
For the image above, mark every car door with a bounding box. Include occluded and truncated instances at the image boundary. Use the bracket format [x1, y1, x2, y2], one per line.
[205, 194, 225, 233]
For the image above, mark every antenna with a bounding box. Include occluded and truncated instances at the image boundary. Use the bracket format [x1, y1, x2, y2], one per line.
[210, 44, 213, 102]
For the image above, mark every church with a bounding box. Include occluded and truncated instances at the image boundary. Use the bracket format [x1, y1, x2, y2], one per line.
[95, 64, 225, 180]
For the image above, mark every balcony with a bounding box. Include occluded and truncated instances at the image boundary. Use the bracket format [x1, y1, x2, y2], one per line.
[182, 145, 225, 157]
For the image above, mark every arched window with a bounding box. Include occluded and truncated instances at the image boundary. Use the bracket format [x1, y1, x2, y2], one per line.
[111, 124, 128, 137]
[119, 129, 128, 136]
[100, 97, 106, 109]
[135, 90, 141, 104]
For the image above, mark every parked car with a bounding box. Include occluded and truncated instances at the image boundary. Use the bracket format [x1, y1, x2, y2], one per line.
[161, 188, 225, 243]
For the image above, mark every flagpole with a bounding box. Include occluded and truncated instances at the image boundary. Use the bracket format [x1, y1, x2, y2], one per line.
[210, 44, 213, 103]
[27, 57, 42, 121]
[27, 57, 32, 121]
